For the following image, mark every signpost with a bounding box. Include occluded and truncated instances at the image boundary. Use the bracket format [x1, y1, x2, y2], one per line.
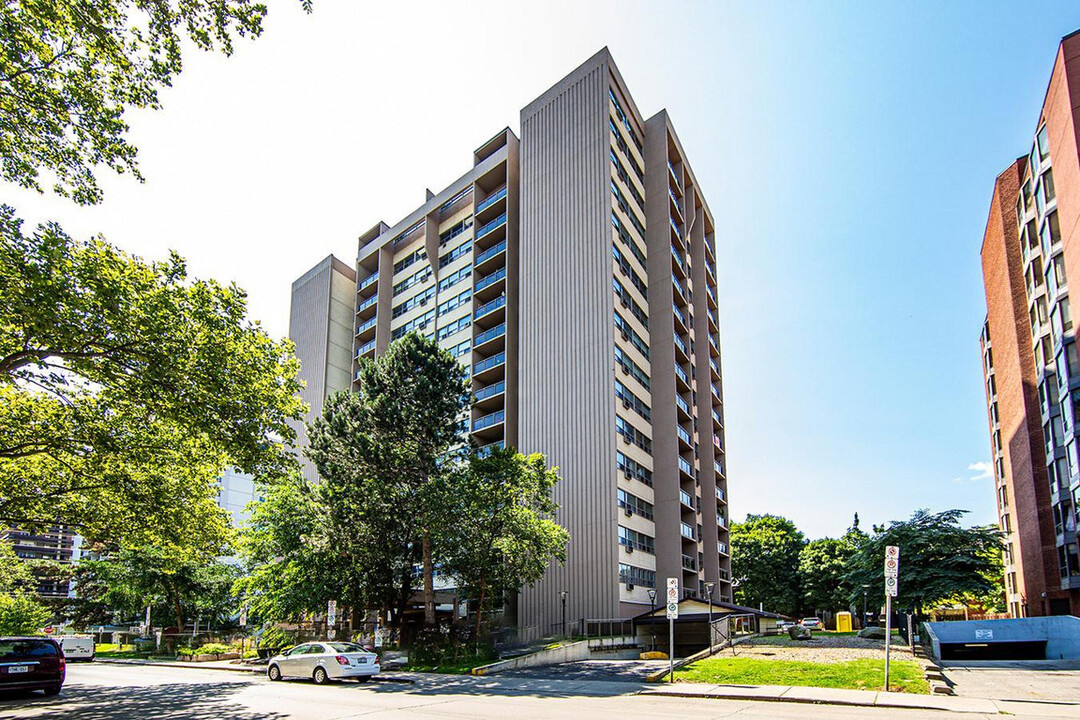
[327, 601, 337, 640]
[883, 545, 900, 690]
[666, 577, 679, 683]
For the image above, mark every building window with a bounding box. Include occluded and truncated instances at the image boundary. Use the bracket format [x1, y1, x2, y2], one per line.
[619, 525, 654, 553]
[619, 563, 656, 588]
[618, 488, 654, 520]
[1037, 124, 1050, 159]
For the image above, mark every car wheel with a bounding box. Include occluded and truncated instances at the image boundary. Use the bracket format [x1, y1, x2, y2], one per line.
[267, 664, 282, 681]
[313, 666, 329, 685]
[43, 685, 62, 696]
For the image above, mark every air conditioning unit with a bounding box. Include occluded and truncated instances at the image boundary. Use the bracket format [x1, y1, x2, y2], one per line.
[626, 583, 635, 590]
[621, 365, 629, 375]
[625, 507, 633, 517]
[627, 545, 634, 553]
[623, 470, 633, 480]
[621, 330, 630, 340]
[623, 399, 631, 409]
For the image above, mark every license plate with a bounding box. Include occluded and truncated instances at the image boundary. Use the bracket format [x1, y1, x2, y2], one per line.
[356, 658, 366, 664]
[8, 666, 29, 674]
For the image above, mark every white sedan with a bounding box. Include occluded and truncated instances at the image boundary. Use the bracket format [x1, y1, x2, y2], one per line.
[267, 641, 380, 684]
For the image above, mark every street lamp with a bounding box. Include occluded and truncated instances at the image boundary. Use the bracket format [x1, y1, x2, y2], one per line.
[862, 584, 871, 629]
[559, 590, 568, 638]
[704, 582, 716, 649]
[647, 588, 657, 650]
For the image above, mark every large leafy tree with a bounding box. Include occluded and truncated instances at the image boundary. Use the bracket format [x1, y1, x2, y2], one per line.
[798, 537, 856, 614]
[66, 545, 240, 632]
[844, 509, 1002, 615]
[730, 514, 806, 617]
[441, 448, 569, 638]
[0, 594, 50, 635]
[306, 333, 470, 628]
[1, 0, 310, 205]
[0, 539, 35, 594]
[0, 211, 303, 550]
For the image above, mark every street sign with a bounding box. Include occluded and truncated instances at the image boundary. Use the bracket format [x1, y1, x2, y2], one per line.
[666, 578, 678, 684]
[327, 600, 337, 626]
[43, 627, 53, 635]
[666, 578, 679, 619]
[883, 545, 900, 691]
[239, 607, 247, 627]
[885, 575, 898, 597]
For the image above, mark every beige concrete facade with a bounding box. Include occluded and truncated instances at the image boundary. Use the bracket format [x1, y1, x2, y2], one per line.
[288, 254, 357, 482]
[290, 48, 730, 636]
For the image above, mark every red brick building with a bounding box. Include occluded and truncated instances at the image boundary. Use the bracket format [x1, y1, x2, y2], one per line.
[980, 31, 1080, 618]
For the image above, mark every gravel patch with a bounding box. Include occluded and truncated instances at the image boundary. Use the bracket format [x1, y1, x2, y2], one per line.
[729, 634, 917, 664]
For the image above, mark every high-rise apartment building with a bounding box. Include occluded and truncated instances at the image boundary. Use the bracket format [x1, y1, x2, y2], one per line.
[979, 31, 1080, 617]
[297, 49, 731, 635]
[1, 525, 80, 598]
[288, 255, 357, 482]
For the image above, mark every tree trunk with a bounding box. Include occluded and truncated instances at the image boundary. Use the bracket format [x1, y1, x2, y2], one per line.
[422, 530, 435, 627]
[473, 579, 487, 640]
[171, 595, 184, 635]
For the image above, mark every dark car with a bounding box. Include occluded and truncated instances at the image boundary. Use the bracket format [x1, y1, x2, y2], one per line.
[0, 637, 65, 695]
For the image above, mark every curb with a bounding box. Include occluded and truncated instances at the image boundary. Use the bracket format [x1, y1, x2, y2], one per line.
[640, 686, 1001, 715]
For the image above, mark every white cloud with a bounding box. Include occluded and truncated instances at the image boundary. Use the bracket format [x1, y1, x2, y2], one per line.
[953, 461, 993, 483]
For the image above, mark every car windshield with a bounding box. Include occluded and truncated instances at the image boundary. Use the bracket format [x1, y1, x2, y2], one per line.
[0, 640, 56, 659]
[328, 643, 366, 653]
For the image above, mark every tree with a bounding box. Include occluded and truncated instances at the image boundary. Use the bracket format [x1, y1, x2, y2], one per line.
[0, 594, 50, 635]
[67, 546, 239, 632]
[730, 514, 806, 616]
[234, 473, 347, 625]
[441, 448, 569, 638]
[798, 537, 856, 614]
[0, 539, 35, 595]
[1, 0, 310, 205]
[306, 333, 470, 628]
[844, 509, 1002, 615]
[0, 211, 304, 550]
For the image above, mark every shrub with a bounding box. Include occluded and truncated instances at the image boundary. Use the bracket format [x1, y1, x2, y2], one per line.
[193, 642, 231, 655]
[242, 649, 258, 659]
[176, 647, 195, 657]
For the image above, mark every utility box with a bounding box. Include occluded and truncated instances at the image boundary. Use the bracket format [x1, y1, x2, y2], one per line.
[835, 612, 853, 632]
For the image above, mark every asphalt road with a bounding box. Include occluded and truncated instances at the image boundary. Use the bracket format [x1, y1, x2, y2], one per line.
[0, 662, 1043, 719]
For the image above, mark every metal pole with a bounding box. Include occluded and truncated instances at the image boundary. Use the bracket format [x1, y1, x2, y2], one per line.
[863, 591, 868, 629]
[668, 616, 675, 683]
[884, 593, 892, 691]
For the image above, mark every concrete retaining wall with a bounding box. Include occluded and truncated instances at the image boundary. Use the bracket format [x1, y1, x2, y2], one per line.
[924, 616, 1080, 660]
[472, 641, 590, 675]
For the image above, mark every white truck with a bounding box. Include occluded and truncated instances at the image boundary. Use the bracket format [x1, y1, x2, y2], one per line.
[59, 636, 95, 662]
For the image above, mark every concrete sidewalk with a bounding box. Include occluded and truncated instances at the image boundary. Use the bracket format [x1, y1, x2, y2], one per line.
[642, 682, 1080, 716]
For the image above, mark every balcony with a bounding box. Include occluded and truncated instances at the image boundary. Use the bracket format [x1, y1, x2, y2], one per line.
[675, 394, 691, 419]
[712, 409, 723, 428]
[672, 273, 687, 302]
[715, 460, 725, 477]
[477, 440, 505, 458]
[714, 434, 723, 451]
[715, 486, 726, 503]
[472, 409, 505, 433]
[680, 522, 696, 541]
[474, 295, 506, 327]
[355, 316, 377, 340]
[358, 273, 378, 294]
[678, 457, 693, 478]
[669, 188, 683, 218]
[718, 566, 730, 579]
[357, 295, 377, 316]
[681, 554, 696, 571]
[474, 266, 506, 297]
[707, 307, 718, 330]
[673, 304, 688, 332]
[671, 245, 686, 274]
[717, 513, 727, 528]
[668, 160, 681, 189]
[473, 351, 506, 381]
[474, 239, 507, 273]
[673, 333, 689, 360]
[711, 384, 721, 403]
[474, 322, 506, 351]
[680, 488, 695, 509]
[475, 212, 507, 242]
[474, 379, 506, 407]
[710, 358, 720, 379]
[476, 186, 507, 215]
[357, 339, 376, 358]
[674, 363, 689, 390]
[677, 426, 692, 449]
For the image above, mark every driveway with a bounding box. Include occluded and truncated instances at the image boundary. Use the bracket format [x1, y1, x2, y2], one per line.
[497, 659, 669, 682]
[940, 660, 1080, 702]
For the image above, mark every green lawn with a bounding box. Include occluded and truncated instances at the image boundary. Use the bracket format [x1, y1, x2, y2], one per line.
[675, 657, 929, 694]
[403, 659, 491, 675]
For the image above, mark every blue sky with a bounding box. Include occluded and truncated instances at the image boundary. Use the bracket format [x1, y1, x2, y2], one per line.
[4, 1, 1079, 539]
